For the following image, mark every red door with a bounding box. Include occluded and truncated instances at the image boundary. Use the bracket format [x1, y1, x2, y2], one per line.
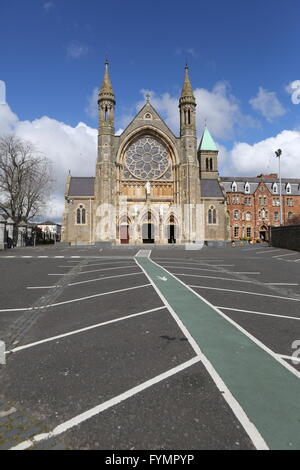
[120, 225, 129, 244]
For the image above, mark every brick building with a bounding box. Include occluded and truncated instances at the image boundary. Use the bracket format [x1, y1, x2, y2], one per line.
[220, 175, 300, 241]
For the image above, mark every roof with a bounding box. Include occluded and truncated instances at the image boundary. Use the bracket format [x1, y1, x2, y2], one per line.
[68, 177, 95, 197]
[198, 127, 218, 152]
[180, 65, 194, 98]
[220, 176, 300, 196]
[201, 179, 224, 198]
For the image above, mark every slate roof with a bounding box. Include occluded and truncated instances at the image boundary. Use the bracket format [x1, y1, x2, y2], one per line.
[201, 179, 224, 198]
[220, 176, 300, 196]
[68, 177, 95, 197]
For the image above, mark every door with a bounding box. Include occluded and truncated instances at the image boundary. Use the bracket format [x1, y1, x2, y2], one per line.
[120, 225, 129, 244]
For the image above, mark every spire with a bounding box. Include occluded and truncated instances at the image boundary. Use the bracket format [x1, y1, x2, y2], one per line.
[199, 126, 218, 152]
[180, 64, 195, 101]
[99, 61, 115, 103]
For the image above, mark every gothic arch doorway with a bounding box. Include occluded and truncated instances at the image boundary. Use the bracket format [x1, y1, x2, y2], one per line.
[259, 225, 268, 242]
[119, 216, 130, 244]
[142, 211, 155, 244]
[166, 214, 178, 244]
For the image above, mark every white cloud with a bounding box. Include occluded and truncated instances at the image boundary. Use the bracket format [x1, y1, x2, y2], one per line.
[135, 82, 258, 140]
[44, 1, 54, 12]
[250, 87, 286, 122]
[0, 103, 97, 222]
[222, 129, 300, 177]
[85, 87, 98, 118]
[66, 41, 89, 59]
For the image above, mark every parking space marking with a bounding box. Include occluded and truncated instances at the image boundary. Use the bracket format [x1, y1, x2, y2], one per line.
[77, 265, 138, 275]
[278, 354, 300, 363]
[216, 306, 300, 321]
[6, 306, 166, 355]
[188, 285, 300, 302]
[254, 250, 280, 254]
[136, 256, 300, 449]
[168, 273, 257, 284]
[27, 286, 57, 289]
[11, 356, 202, 451]
[272, 253, 298, 258]
[267, 283, 298, 286]
[68, 271, 143, 286]
[0, 284, 151, 313]
[161, 265, 231, 273]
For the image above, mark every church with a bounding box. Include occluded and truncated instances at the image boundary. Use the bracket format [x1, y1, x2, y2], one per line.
[62, 62, 229, 245]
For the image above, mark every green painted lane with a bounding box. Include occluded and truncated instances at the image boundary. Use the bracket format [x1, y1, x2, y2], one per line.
[136, 256, 300, 450]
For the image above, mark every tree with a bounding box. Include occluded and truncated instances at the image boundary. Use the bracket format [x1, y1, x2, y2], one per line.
[0, 135, 53, 224]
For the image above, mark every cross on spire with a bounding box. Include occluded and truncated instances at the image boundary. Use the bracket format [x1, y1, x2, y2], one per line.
[145, 93, 151, 103]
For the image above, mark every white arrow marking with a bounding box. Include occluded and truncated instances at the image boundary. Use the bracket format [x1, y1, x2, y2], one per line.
[157, 276, 168, 281]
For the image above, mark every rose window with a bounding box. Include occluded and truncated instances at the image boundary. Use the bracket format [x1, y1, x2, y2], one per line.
[123, 136, 172, 180]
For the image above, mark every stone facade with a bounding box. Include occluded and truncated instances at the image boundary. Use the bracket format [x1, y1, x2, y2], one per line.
[62, 63, 229, 245]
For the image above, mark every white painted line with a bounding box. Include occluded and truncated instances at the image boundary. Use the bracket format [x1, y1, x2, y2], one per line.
[0, 284, 151, 313]
[4, 256, 16, 258]
[6, 306, 166, 354]
[294, 259, 300, 263]
[21, 256, 32, 258]
[135, 249, 152, 257]
[161, 265, 228, 273]
[54, 256, 64, 259]
[272, 253, 298, 258]
[10, 356, 202, 451]
[188, 285, 300, 303]
[42, 284, 152, 309]
[151, 261, 300, 380]
[267, 283, 298, 286]
[277, 354, 300, 363]
[216, 306, 300, 321]
[71, 256, 81, 258]
[59, 260, 135, 268]
[135, 258, 269, 450]
[38, 256, 48, 258]
[255, 250, 279, 254]
[48, 273, 73, 276]
[68, 271, 143, 286]
[27, 286, 57, 290]
[0, 340, 5, 365]
[171, 273, 256, 284]
[233, 272, 261, 275]
[78, 265, 138, 275]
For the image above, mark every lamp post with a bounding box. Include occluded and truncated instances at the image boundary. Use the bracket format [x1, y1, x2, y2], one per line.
[275, 149, 283, 225]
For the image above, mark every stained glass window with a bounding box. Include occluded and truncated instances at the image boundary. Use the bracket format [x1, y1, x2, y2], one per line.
[123, 135, 171, 180]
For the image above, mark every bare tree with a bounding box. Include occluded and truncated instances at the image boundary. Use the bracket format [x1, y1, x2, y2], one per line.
[0, 135, 53, 224]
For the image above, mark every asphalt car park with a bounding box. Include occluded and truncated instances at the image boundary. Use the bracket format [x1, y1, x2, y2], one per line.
[0, 243, 299, 450]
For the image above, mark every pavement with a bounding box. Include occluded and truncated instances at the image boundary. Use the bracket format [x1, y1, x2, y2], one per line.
[0, 242, 299, 450]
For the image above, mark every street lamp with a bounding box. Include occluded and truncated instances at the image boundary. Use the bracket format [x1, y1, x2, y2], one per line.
[275, 149, 283, 225]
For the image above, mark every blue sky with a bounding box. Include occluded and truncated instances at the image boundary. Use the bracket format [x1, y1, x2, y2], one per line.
[1, 0, 300, 220]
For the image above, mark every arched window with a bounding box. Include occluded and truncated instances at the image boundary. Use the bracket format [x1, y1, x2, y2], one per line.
[273, 183, 278, 194]
[246, 212, 251, 221]
[208, 206, 217, 224]
[206, 158, 209, 170]
[76, 205, 86, 224]
[245, 182, 250, 194]
[188, 109, 191, 124]
[288, 211, 293, 219]
[232, 182, 237, 192]
[233, 209, 239, 220]
[209, 158, 213, 170]
[286, 183, 291, 194]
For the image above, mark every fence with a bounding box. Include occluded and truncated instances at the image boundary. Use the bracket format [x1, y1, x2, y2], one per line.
[269, 225, 300, 252]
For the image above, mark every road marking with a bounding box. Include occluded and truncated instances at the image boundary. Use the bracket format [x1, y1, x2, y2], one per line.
[77, 265, 138, 275]
[233, 272, 261, 275]
[136, 256, 300, 449]
[136, 249, 151, 257]
[135, 257, 268, 450]
[277, 354, 300, 363]
[272, 253, 298, 258]
[161, 265, 229, 273]
[216, 306, 300, 321]
[68, 271, 143, 286]
[171, 273, 257, 284]
[267, 283, 298, 286]
[10, 356, 201, 450]
[6, 306, 166, 354]
[157, 276, 167, 281]
[0, 284, 151, 313]
[255, 250, 279, 254]
[27, 286, 57, 289]
[58, 260, 136, 268]
[188, 285, 300, 302]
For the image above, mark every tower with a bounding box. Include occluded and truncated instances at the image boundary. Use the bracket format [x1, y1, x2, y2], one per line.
[94, 61, 117, 241]
[198, 126, 219, 179]
[179, 65, 200, 241]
